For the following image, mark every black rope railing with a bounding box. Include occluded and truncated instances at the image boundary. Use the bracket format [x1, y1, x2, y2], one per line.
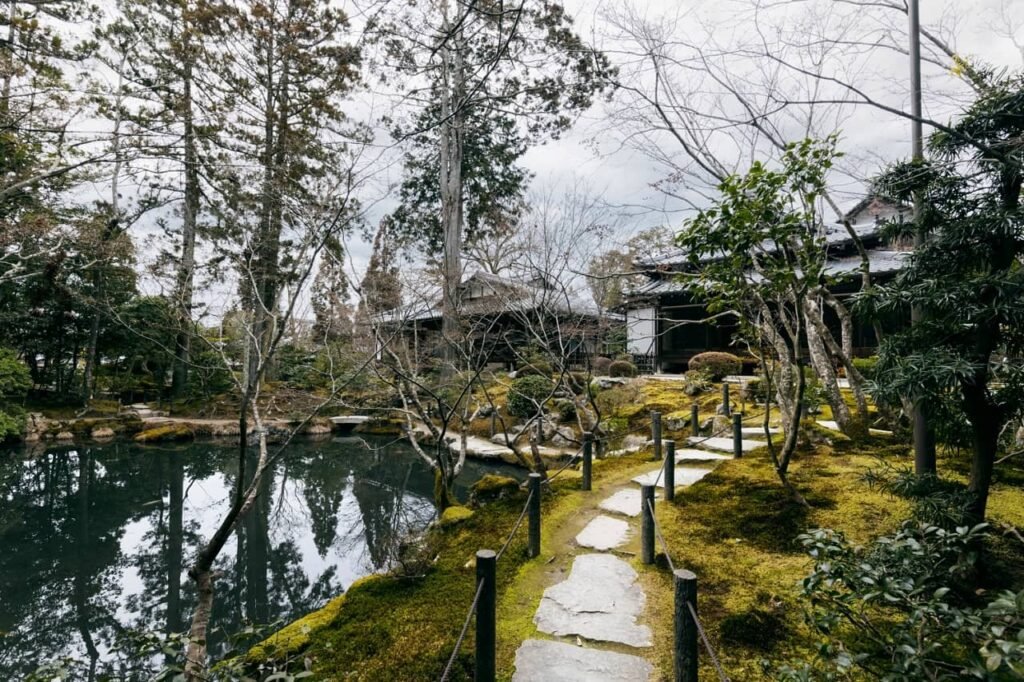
[438, 477, 540, 681]
[643, 495, 731, 682]
[688, 601, 731, 682]
[439, 580, 486, 682]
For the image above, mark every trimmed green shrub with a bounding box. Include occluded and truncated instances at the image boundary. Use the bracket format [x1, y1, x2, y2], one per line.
[565, 371, 590, 395]
[688, 352, 742, 380]
[516, 355, 553, 378]
[608, 360, 637, 378]
[554, 399, 577, 423]
[592, 356, 613, 375]
[507, 375, 553, 417]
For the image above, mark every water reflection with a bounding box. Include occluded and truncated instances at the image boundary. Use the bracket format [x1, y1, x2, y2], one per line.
[0, 436, 518, 678]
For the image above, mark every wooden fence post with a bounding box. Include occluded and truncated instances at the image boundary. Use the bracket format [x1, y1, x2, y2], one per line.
[641, 484, 655, 564]
[582, 431, 593, 491]
[651, 411, 662, 461]
[490, 411, 497, 438]
[691, 403, 700, 437]
[476, 550, 497, 682]
[664, 440, 676, 502]
[721, 383, 731, 417]
[528, 474, 541, 558]
[732, 412, 743, 459]
[674, 569, 698, 682]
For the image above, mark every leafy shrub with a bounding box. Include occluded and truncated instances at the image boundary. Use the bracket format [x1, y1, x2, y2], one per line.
[801, 370, 829, 415]
[185, 348, 235, 399]
[565, 371, 590, 396]
[554, 399, 577, 423]
[608, 360, 637, 378]
[507, 375, 553, 417]
[864, 463, 975, 528]
[852, 355, 879, 381]
[0, 409, 24, 444]
[592, 356, 613, 375]
[774, 521, 1024, 680]
[0, 348, 31, 398]
[276, 343, 318, 388]
[682, 369, 712, 396]
[688, 352, 741, 380]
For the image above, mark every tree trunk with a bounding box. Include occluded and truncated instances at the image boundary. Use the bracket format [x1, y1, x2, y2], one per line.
[171, 44, 199, 400]
[804, 301, 859, 436]
[438, 2, 465, 378]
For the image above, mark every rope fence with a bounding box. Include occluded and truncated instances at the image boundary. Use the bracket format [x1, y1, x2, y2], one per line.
[440, 394, 766, 681]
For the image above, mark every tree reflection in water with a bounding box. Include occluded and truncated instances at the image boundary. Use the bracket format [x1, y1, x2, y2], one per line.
[0, 436, 520, 678]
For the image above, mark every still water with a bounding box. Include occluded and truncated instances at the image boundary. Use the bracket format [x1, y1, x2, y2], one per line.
[0, 435, 519, 678]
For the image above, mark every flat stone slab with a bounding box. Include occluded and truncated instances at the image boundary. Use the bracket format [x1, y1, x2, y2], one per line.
[632, 467, 712, 488]
[534, 554, 652, 648]
[512, 639, 653, 681]
[740, 426, 781, 436]
[575, 515, 631, 550]
[673, 448, 730, 461]
[816, 420, 891, 436]
[599, 489, 644, 517]
[688, 436, 766, 452]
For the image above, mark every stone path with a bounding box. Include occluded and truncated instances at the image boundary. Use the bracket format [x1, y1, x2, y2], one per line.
[512, 431, 731, 680]
[673, 447, 731, 461]
[513, 640, 653, 682]
[687, 435, 766, 452]
[632, 466, 713, 488]
[575, 516, 631, 551]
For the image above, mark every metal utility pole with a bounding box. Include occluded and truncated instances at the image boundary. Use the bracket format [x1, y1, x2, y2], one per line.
[909, 0, 936, 475]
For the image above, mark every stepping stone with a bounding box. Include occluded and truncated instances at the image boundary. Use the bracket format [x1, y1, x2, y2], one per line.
[599, 489, 644, 517]
[673, 448, 730, 461]
[512, 639, 653, 681]
[740, 426, 781, 436]
[688, 436, 766, 452]
[575, 515, 631, 550]
[534, 554, 652, 648]
[817, 420, 891, 437]
[632, 467, 712, 488]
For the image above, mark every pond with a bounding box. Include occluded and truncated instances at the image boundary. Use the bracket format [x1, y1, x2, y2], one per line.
[0, 435, 521, 679]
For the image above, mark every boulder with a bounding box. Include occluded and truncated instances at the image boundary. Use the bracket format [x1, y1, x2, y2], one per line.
[550, 427, 577, 448]
[665, 417, 688, 431]
[56, 431, 75, 441]
[469, 475, 521, 505]
[594, 376, 628, 390]
[91, 427, 116, 440]
[621, 434, 648, 451]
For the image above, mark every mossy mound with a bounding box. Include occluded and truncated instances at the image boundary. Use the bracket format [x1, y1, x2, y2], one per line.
[247, 575, 382, 662]
[133, 424, 194, 443]
[438, 505, 474, 528]
[469, 474, 520, 505]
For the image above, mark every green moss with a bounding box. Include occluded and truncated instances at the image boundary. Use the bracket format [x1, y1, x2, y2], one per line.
[133, 424, 194, 443]
[469, 475, 520, 505]
[438, 505, 474, 527]
[638, 446, 916, 679]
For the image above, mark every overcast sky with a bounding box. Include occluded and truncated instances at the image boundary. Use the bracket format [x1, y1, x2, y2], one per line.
[126, 0, 1024, 319]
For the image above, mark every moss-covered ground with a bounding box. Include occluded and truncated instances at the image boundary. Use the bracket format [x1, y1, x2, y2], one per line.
[249, 377, 1024, 681]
